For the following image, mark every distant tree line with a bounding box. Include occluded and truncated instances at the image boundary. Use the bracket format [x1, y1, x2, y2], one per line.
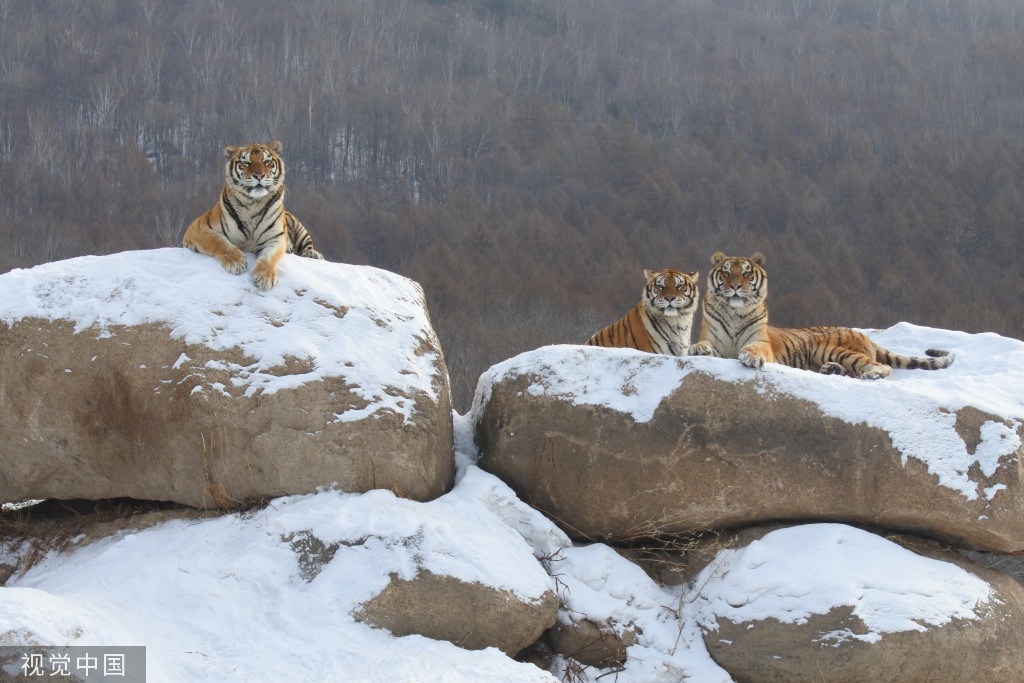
[0, 0, 1021, 409]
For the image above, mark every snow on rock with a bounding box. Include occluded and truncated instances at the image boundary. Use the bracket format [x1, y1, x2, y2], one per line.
[539, 523, 1024, 683]
[472, 325, 1024, 501]
[546, 543, 733, 683]
[471, 326, 1024, 552]
[2, 475, 1022, 681]
[0, 249, 454, 507]
[693, 524, 992, 641]
[691, 524, 1024, 683]
[0, 248, 441, 414]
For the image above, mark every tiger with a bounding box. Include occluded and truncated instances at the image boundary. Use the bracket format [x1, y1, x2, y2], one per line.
[182, 140, 323, 290]
[689, 251, 954, 379]
[585, 268, 700, 356]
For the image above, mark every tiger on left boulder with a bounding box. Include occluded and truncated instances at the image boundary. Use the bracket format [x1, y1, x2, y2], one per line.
[182, 140, 323, 290]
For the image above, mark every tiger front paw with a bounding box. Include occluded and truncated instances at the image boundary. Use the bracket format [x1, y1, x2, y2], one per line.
[687, 341, 717, 357]
[738, 349, 766, 370]
[217, 249, 248, 275]
[251, 261, 279, 290]
[301, 248, 325, 260]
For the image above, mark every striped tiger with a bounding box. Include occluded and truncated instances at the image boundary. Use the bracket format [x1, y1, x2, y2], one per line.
[182, 140, 323, 290]
[689, 252, 953, 378]
[585, 269, 699, 356]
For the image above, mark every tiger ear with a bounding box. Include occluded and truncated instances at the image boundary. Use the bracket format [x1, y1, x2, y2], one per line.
[710, 251, 726, 265]
[751, 252, 766, 265]
[267, 140, 284, 153]
[223, 145, 239, 157]
[644, 269, 657, 280]
[689, 271, 698, 280]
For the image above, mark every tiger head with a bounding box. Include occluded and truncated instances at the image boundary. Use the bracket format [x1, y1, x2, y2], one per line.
[707, 252, 767, 309]
[223, 140, 285, 199]
[643, 268, 699, 319]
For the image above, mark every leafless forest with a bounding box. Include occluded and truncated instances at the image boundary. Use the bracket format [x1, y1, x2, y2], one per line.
[0, 0, 1022, 410]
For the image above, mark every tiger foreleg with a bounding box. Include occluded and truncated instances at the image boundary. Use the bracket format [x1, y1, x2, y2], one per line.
[183, 222, 247, 275]
[251, 238, 287, 290]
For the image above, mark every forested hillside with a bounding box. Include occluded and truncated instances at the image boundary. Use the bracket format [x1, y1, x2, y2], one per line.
[0, 0, 1021, 409]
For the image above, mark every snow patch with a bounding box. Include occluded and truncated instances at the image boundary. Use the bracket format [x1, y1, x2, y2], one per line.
[691, 524, 993, 642]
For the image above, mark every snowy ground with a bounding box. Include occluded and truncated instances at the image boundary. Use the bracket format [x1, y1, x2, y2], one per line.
[1, 252, 1021, 681]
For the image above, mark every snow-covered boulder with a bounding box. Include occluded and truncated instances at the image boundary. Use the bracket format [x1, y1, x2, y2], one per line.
[0, 249, 454, 508]
[471, 326, 1024, 552]
[540, 525, 1024, 682]
[693, 524, 1024, 683]
[322, 477, 557, 656]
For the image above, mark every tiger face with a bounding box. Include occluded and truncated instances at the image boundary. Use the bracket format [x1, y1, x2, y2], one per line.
[707, 252, 767, 309]
[224, 140, 284, 199]
[643, 268, 699, 319]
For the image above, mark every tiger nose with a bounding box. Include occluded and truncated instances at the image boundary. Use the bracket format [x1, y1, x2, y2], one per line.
[252, 172, 265, 181]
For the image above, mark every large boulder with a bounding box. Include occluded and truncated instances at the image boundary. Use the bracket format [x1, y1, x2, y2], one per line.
[471, 328, 1024, 552]
[0, 249, 454, 508]
[692, 524, 1024, 683]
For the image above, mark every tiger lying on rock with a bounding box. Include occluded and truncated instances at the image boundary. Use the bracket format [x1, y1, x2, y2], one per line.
[183, 140, 323, 290]
[689, 251, 953, 379]
[586, 268, 699, 356]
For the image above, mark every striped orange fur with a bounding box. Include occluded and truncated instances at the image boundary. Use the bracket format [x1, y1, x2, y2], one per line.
[690, 252, 953, 378]
[586, 269, 699, 356]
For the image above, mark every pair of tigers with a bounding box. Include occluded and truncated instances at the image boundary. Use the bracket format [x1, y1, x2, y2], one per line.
[183, 140, 323, 290]
[585, 253, 953, 379]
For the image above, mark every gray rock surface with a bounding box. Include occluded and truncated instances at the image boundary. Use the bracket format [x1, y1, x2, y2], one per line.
[355, 570, 558, 656]
[473, 347, 1024, 552]
[0, 250, 454, 508]
[547, 618, 635, 667]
